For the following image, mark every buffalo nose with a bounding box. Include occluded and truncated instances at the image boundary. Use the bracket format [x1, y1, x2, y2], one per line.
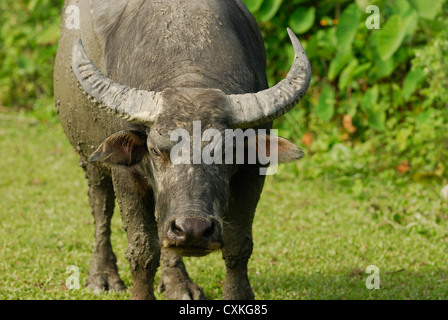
[167, 217, 218, 245]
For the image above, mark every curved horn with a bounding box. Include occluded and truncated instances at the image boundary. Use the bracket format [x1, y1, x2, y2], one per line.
[228, 28, 311, 128]
[71, 39, 162, 124]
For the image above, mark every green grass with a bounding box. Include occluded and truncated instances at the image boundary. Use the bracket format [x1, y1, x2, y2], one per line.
[1, 110, 447, 300]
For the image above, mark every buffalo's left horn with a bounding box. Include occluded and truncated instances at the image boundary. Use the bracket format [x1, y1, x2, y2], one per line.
[228, 28, 311, 128]
[71, 39, 162, 124]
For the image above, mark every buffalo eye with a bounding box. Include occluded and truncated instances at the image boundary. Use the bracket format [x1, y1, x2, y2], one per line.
[151, 148, 160, 157]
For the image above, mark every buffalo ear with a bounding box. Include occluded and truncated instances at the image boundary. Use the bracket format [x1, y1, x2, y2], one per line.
[253, 134, 304, 163]
[267, 135, 304, 163]
[89, 130, 148, 166]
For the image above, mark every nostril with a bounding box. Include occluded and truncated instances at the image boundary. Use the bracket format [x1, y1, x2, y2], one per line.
[170, 220, 184, 237]
[202, 221, 215, 239]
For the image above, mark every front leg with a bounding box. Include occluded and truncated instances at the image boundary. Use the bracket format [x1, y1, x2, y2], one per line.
[81, 160, 125, 293]
[222, 235, 255, 300]
[158, 249, 206, 300]
[112, 167, 160, 300]
[222, 166, 266, 300]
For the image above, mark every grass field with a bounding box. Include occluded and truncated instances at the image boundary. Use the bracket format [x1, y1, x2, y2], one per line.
[1, 111, 447, 300]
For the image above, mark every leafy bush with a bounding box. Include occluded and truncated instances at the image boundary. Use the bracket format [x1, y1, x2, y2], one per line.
[0, 0, 63, 109]
[244, 0, 448, 180]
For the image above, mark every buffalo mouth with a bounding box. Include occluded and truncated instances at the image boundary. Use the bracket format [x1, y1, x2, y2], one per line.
[162, 241, 222, 257]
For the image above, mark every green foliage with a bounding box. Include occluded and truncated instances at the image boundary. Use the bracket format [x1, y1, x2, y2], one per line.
[259, 0, 284, 22]
[402, 68, 425, 101]
[0, 0, 64, 109]
[244, 0, 448, 180]
[376, 15, 405, 61]
[289, 6, 316, 34]
[315, 83, 335, 122]
[336, 3, 361, 53]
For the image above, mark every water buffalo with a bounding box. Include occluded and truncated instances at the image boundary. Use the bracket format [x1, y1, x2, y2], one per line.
[54, 0, 310, 300]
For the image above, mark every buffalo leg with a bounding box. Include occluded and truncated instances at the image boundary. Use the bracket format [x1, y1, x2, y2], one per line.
[158, 249, 206, 300]
[222, 166, 266, 300]
[112, 167, 160, 300]
[81, 159, 125, 293]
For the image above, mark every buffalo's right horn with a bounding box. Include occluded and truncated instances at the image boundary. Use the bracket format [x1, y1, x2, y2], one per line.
[71, 39, 162, 125]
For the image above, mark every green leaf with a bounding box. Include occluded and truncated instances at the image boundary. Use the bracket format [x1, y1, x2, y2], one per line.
[403, 10, 419, 37]
[303, 34, 318, 59]
[391, 83, 404, 108]
[288, 7, 316, 35]
[361, 85, 379, 112]
[409, 0, 445, 20]
[336, 3, 361, 53]
[366, 107, 386, 131]
[386, 0, 419, 37]
[315, 83, 336, 122]
[259, 0, 283, 22]
[242, 0, 264, 12]
[360, 85, 384, 131]
[371, 32, 395, 78]
[387, 0, 412, 17]
[338, 59, 358, 90]
[402, 68, 426, 100]
[328, 50, 352, 81]
[353, 62, 372, 77]
[376, 15, 406, 61]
